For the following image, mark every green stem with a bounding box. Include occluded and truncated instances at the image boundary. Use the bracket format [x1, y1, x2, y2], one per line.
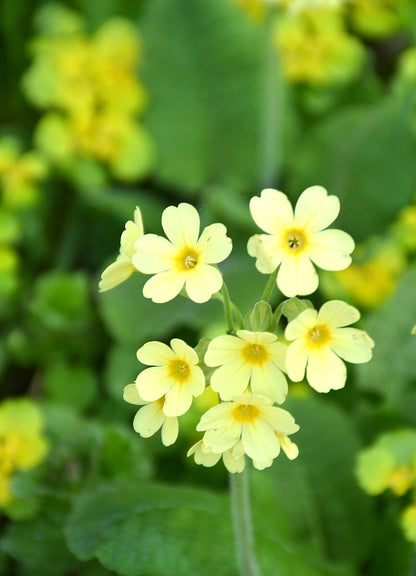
[221, 282, 235, 333]
[230, 466, 262, 576]
[261, 267, 278, 303]
[212, 292, 244, 330]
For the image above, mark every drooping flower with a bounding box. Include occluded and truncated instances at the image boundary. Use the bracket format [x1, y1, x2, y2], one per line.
[204, 330, 288, 404]
[285, 299, 374, 392]
[193, 394, 299, 471]
[132, 203, 232, 303]
[123, 383, 178, 446]
[99, 206, 144, 292]
[247, 186, 355, 297]
[135, 338, 205, 417]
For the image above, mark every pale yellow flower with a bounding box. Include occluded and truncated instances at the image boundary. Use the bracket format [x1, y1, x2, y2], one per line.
[204, 330, 288, 404]
[99, 206, 143, 292]
[133, 203, 232, 303]
[135, 338, 205, 417]
[285, 300, 374, 392]
[195, 395, 299, 471]
[187, 439, 245, 474]
[248, 186, 354, 297]
[123, 383, 178, 446]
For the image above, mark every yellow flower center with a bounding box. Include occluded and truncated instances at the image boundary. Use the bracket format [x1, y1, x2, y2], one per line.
[283, 228, 307, 254]
[232, 404, 260, 423]
[168, 359, 191, 382]
[242, 343, 269, 365]
[306, 324, 330, 348]
[175, 247, 199, 271]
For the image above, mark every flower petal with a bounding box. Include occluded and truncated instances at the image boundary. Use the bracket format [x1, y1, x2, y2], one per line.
[136, 366, 172, 401]
[241, 419, 280, 464]
[184, 264, 223, 303]
[161, 417, 179, 446]
[133, 234, 175, 273]
[204, 334, 245, 367]
[250, 364, 288, 404]
[331, 328, 374, 363]
[142, 269, 185, 303]
[306, 348, 347, 392]
[249, 188, 294, 235]
[308, 229, 354, 271]
[170, 338, 199, 365]
[277, 254, 319, 297]
[285, 338, 309, 382]
[197, 223, 232, 264]
[294, 186, 339, 232]
[133, 403, 164, 437]
[123, 383, 145, 406]
[210, 361, 251, 400]
[161, 203, 200, 246]
[247, 234, 285, 274]
[163, 385, 193, 416]
[318, 300, 360, 328]
[137, 341, 175, 365]
[121, 220, 142, 258]
[99, 258, 135, 292]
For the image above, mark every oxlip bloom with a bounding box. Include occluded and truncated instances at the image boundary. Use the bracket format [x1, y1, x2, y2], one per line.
[204, 330, 288, 404]
[132, 203, 232, 303]
[285, 299, 374, 392]
[123, 383, 178, 446]
[135, 338, 205, 417]
[195, 394, 299, 471]
[99, 206, 143, 291]
[187, 439, 246, 474]
[247, 186, 354, 297]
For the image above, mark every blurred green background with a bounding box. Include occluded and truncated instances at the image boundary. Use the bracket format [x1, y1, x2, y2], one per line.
[1, 0, 416, 574]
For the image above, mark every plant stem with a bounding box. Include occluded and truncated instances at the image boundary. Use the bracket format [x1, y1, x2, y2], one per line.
[221, 282, 235, 333]
[230, 466, 262, 576]
[261, 267, 278, 303]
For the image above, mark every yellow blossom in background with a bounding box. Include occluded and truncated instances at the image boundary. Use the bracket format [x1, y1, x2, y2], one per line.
[99, 207, 144, 292]
[248, 186, 354, 297]
[401, 505, 416, 542]
[0, 399, 49, 506]
[204, 330, 288, 403]
[351, 0, 411, 39]
[192, 394, 299, 472]
[123, 383, 179, 446]
[133, 203, 232, 303]
[285, 300, 374, 392]
[135, 339, 205, 417]
[0, 138, 47, 209]
[275, 8, 364, 85]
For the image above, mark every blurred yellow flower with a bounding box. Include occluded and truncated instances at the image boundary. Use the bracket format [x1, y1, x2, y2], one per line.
[204, 330, 288, 403]
[285, 300, 374, 392]
[276, 9, 364, 85]
[135, 338, 205, 417]
[0, 399, 49, 506]
[351, 0, 410, 39]
[401, 505, 416, 542]
[133, 203, 232, 304]
[248, 186, 354, 297]
[99, 207, 144, 292]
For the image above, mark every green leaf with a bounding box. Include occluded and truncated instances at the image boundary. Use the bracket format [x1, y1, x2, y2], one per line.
[43, 361, 97, 411]
[141, 0, 264, 193]
[287, 95, 416, 242]
[104, 343, 139, 401]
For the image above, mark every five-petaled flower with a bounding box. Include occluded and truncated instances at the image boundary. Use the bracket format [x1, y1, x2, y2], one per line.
[247, 186, 355, 297]
[284, 299, 374, 392]
[204, 330, 288, 404]
[99, 206, 144, 292]
[132, 202, 232, 303]
[123, 383, 179, 446]
[190, 394, 299, 472]
[135, 338, 205, 417]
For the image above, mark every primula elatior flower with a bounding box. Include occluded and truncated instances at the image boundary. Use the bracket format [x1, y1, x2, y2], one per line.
[123, 383, 178, 446]
[204, 330, 288, 403]
[248, 186, 354, 297]
[133, 203, 232, 303]
[99, 206, 144, 292]
[285, 300, 374, 392]
[135, 338, 205, 417]
[0, 399, 49, 506]
[192, 394, 299, 471]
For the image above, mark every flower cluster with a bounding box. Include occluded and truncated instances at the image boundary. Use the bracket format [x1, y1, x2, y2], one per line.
[0, 399, 49, 506]
[23, 4, 153, 182]
[101, 185, 374, 473]
[356, 429, 416, 542]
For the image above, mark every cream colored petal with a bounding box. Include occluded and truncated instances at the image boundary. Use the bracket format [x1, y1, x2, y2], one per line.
[120, 220, 142, 258]
[123, 383, 146, 406]
[142, 270, 185, 303]
[249, 189, 294, 235]
[247, 234, 284, 274]
[184, 264, 223, 303]
[204, 334, 245, 367]
[161, 203, 200, 246]
[267, 341, 288, 371]
[277, 254, 319, 297]
[223, 450, 245, 473]
[133, 234, 175, 273]
[163, 385, 194, 417]
[99, 258, 135, 291]
[133, 206, 144, 236]
[133, 403, 164, 437]
[250, 364, 288, 404]
[236, 330, 277, 345]
[197, 223, 232, 264]
[136, 366, 172, 401]
[210, 361, 251, 400]
[260, 405, 299, 435]
[170, 338, 199, 365]
[161, 416, 178, 446]
[252, 456, 274, 470]
[241, 419, 281, 464]
[276, 433, 299, 460]
[137, 341, 175, 365]
[196, 402, 235, 431]
[318, 300, 360, 328]
[204, 425, 241, 453]
[294, 186, 339, 232]
[306, 348, 346, 392]
[285, 339, 309, 382]
[308, 229, 354, 271]
[331, 328, 374, 363]
[285, 308, 318, 340]
[187, 440, 222, 467]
